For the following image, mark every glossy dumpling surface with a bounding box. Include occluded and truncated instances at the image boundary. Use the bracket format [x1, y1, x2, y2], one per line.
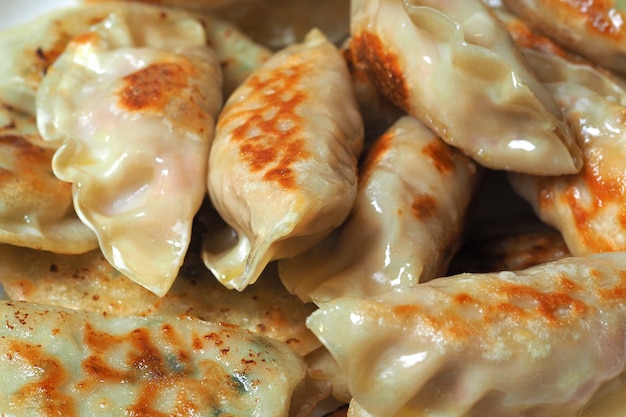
[309, 252, 626, 417]
[0, 3, 205, 115]
[350, 0, 582, 175]
[502, 0, 626, 73]
[204, 29, 363, 291]
[36, 9, 223, 296]
[0, 103, 97, 254]
[279, 115, 480, 303]
[0, 300, 306, 416]
[510, 50, 626, 256]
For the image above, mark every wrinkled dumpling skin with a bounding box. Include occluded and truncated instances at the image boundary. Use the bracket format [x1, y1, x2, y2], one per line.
[308, 252, 626, 417]
[0, 300, 306, 416]
[0, 3, 206, 115]
[350, 0, 582, 175]
[279, 115, 480, 303]
[502, 0, 626, 73]
[204, 29, 363, 291]
[0, 103, 98, 254]
[36, 9, 223, 296]
[88, 0, 350, 51]
[510, 50, 626, 256]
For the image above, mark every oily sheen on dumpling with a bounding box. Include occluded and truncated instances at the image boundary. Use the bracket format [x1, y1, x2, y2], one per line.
[510, 50, 626, 256]
[0, 103, 97, 254]
[36, 9, 223, 296]
[0, 3, 208, 115]
[309, 252, 626, 417]
[350, 0, 582, 175]
[279, 115, 480, 303]
[0, 300, 306, 416]
[204, 29, 363, 291]
[502, 0, 626, 74]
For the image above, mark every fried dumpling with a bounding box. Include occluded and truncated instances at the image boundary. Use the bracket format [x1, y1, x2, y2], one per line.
[0, 300, 306, 416]
[0, 103, 50, 149]
[85, 0, 250, 12]
[203, 29, 363, 291]
[502, 0, 626, 73]
[86, 0, 350, 51]
[448, 229, 571, 275]
[279, 115, 480, 303]
[308, 252, 626, 417]
[0, 2, 207, 115]
[350, 0, 582, 175]
[197, 12, 272, 96]
[510, 50, 626, 256]
[0, 103, 97, 254]
[0, 243, 319, 356]
[36, 8, 223, 296]
[340, 39, 404, 143]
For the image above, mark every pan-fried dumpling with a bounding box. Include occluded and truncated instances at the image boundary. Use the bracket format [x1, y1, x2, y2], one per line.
[340, 39, 404, 143]
[502, 0, 626, 73]
[85, 0, 250, 12]
[279, 115, 480, 303]
[0, 3, 206, 115]
[197, 12, 272, 96]
[36, 9, 223, 295]
[448, 229, 571, 275]
[0, 243, 320, 356]
[0, 300, 306, 416]
[489, 2, 573, 60]
[308, 252, 626, 417]
[0, 103, 97, 254]
[350, 0, 582, 175]
[0, 103, 51, 149]
[203, 29, 363, 291]
[510, 50, 626, 256]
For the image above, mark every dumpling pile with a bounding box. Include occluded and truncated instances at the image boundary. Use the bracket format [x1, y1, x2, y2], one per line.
[2, 0, 626, 416]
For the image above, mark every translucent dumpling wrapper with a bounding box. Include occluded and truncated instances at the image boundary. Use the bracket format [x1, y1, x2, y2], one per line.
[510, 50, 626, 256]
[36, 9, 223, 296]
[0, 103, 98, 254]
[279, 115, 480, 303]
[0, 2, 206, 115]
[489, 2, 574, 60]
[308, 252, 626, 417]
[502, 0, 626, 74]
[86, 0, 350, 51]
[0, 300, 306, 416]
[203, 29, 364, 291]
[350, 0, 582, 175]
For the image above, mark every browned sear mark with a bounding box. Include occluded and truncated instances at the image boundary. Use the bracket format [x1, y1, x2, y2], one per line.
[224, 63, 312, 190]
[119, 63, 190, 111]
